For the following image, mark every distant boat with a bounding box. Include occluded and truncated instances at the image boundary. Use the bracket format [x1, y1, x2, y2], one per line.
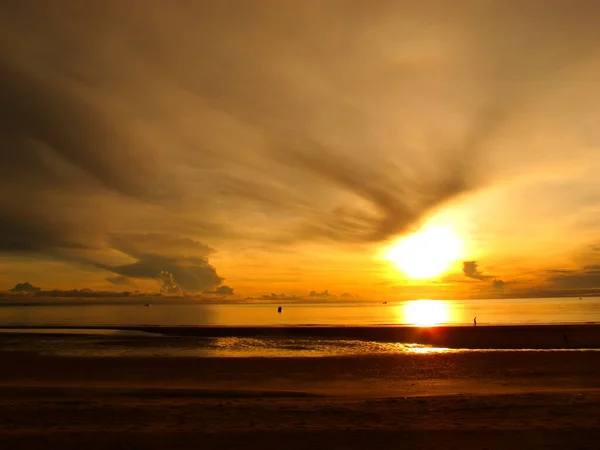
[144, 304, 152, 307]
[382, 301, 387, 304]
[277, 306, 282, 313]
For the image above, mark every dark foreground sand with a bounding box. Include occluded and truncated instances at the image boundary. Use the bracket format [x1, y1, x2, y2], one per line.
[2, 388, 600, 450]
[2, 348, 600, 449]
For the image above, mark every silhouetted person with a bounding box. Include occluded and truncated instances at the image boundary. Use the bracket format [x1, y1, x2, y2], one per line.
[277, 306, 282, 313]
[473, 316, 477, 327]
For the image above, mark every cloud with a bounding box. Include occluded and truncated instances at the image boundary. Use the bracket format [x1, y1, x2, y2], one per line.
[9, 282, 41, 293]
[106, 275, 136, 287]
[546, 266, 600, 291]
[0, 48, 171, 200]
[278, 146, 475, 242]
[308, 290, 335, 298]
[1, 1, 600, 294]
[583, 265, 600, 274]
[536, 245, 600, 295]
[545, 269, 573, 275]
[254, 293, 298, 301]
[31, 289, 141, 298]
[109, 234, 214, 261]
[0, 207, 97, 254]
[204, 285, 234, 295]
[503, 261, 600, 298]
[75, 234, 227, 293]
[103, 234, 225, 293]
[492, 279, 506, 289]
[463, 261, 489, 281]
[113, 258, 221, 293]
[463, 262, 507, 290]
[157, 271, 181, 295]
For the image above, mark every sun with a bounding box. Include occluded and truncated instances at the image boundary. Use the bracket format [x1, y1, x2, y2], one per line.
[385, 225, 463, 279]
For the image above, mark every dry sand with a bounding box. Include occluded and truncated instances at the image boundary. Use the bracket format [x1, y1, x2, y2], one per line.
[2, 388, 600, 450]
[1, 348, 600, 449]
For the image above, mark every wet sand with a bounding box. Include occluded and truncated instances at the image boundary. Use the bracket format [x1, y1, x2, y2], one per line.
[2, 347, 600, 449]
[3, 324, 600, 348]
[130, 324, 600, 349]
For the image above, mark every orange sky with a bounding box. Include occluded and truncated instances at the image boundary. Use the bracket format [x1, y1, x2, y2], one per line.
[2, 1, 600, 300]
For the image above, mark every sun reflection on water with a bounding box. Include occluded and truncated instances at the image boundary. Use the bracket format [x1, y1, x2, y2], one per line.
[400, 300, 451, 326]
[405, 345, 454, 354]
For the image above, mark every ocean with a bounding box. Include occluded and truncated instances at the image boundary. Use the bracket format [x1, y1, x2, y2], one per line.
[2, 297, 600, 358]
[0, 297, 599, 328]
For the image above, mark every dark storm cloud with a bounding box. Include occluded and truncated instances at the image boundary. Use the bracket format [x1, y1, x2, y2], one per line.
[102, 258, 222, 293]
[94, 234, 225, 293]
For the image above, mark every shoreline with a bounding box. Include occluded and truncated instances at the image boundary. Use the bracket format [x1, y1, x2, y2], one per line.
[2, 324, 600, 349]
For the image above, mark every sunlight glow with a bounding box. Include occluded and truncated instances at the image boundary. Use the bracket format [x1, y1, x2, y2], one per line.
[401, 300, 450, 326]
[406, 346, 454, 354]
[385, 225, 463, 279]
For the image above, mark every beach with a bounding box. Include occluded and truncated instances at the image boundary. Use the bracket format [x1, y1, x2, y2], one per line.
[2, 327, 600, 449]
[4, 0, 600, 447]
[2, 388, 600, 450]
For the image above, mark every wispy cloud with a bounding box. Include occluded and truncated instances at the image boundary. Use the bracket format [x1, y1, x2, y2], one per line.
[1, 1, 600, 293]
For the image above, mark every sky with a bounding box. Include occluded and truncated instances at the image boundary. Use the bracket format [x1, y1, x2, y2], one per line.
[2, 0, 600, 300]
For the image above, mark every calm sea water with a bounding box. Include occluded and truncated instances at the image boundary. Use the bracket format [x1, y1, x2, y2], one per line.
[2, 297, 600, 357]
[0, 297, 599, 327]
